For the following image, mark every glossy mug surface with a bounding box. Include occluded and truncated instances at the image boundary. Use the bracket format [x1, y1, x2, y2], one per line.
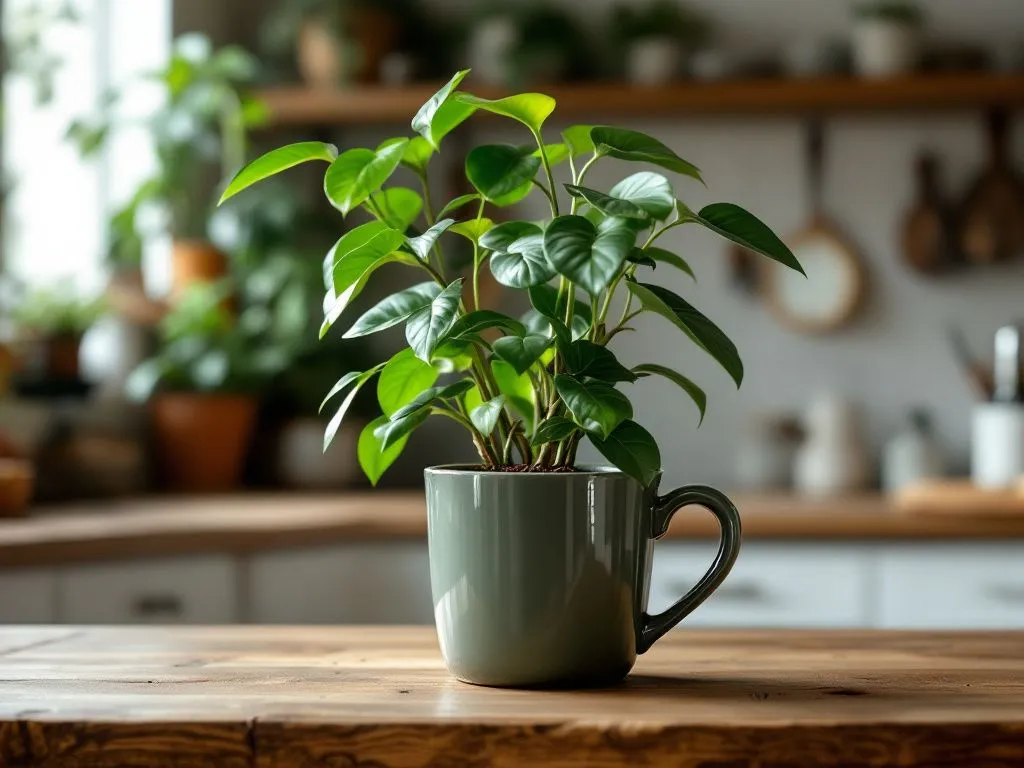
[424, 465, 742, 687]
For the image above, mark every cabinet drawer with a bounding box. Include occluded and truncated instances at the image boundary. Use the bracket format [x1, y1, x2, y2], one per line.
[248, 542, 432, 624]
[650, 543, 870, 628]
[878, 545, 1024, 629]
[0, 570, 57, 623]
[58, 556, 237, 624]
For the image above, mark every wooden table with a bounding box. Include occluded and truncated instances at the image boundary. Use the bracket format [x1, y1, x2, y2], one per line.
[1, 627, 1023, 767]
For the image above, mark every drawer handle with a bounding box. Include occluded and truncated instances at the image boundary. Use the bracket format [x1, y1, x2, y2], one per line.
[984, 584, 1024, 604]
[131, 594, 184, 618]
[669, 580, 770, 604]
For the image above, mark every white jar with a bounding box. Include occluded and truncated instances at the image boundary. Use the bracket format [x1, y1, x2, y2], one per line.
[851, 19, 921, 78]
[882, 411, 944, 493]
[794, 395, 871, 496]
[972, 403, 1024, 489]
[277, 417, 363, 490]
[626, 37, 683, 86]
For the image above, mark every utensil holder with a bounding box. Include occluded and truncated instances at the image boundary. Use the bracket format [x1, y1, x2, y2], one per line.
[972, 403, 1024, 489]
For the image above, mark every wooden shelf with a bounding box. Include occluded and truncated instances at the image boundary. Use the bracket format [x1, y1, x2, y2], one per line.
[257, 73, 1024, 127]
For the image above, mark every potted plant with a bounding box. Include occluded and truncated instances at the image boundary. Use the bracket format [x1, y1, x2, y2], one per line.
[68, 34, 267, 302]
[126, 281, 290, 492]
[851, 1, 925, 78]
[10, 286, 105, 382]
[612, 0, 710, 86]
[221, 70, 804, 687]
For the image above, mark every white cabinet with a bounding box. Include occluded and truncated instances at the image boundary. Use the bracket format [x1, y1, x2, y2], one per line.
[878, 545, 1024, 629]
[57, 556, 238, 624]
[650, 543, 871, 628]
[0, 570, 57, 623]
[248, 542, 433, 625]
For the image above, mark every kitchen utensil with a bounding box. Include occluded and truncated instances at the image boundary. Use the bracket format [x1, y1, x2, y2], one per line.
[960, 110, 1024, 265]
[993, 324, 1023, 403]
[763, 121, 867, 334]
[901, 152, 957, 275]
[946, 326, 994, 400]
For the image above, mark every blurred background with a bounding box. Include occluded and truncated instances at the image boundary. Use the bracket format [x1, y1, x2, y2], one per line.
[1, 0, 1024, 630]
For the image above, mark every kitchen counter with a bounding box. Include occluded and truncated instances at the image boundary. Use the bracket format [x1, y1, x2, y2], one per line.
[2, 491, 1024, 569]
[1, 626, 1022, 767]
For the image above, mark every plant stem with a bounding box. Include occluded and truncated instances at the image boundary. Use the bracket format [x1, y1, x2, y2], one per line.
[531, 128, 559, 218]
[472, 197, 486, 311]
[433, 406, 498, 466]
[574, 153, 599, 187]
[419, 173, 435, 226]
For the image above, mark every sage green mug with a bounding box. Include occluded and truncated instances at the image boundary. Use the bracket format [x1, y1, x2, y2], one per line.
[425, 465, 742, 687]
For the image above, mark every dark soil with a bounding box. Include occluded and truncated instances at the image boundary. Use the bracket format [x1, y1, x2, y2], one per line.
[485, 464, 577, 473]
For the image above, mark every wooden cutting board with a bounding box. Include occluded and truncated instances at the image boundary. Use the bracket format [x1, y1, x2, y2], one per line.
[896, 478, 1024, 517]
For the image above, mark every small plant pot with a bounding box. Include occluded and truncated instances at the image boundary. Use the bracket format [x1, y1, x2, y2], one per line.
[851, 19, 921, 78]
[151, 393, 257, 492]
[424, 466, 742, 688]
[277, 416, 362, 490]
[170, 240, 228, 300]
[626, 37, 683, 86]
[40, 333, 82, 381]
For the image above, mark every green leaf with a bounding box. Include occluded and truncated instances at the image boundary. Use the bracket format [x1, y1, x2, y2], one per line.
[450, 218, 495, 245]
[375, 408, 431, 451]
[479, 221, 542, 252]
[405, 279, 464, 362]
[591, 126, 703, 182]
[454, 92, 556, 134]
[643, 247, 695, 279]
[564, 340, 637, 382]
[470, 396, 506, 435]
[627, 281, 743, 387]
[432, 340, 475, 373]
[343, 282, 440, 339]
[609, 172, 675, 220]
[589, 420, 661, 487]
[390, 379, 475, 421]
[412, 69, 475, 149]
[626, 250, 657, 269]
[530, 417, 579, 446]
[465, 144, 540, 204]
[405, 218, 455, 261]
[527, 283, 592, 340]
[449, 310, 526, 341]
[437, 193, 482, 219]
[492, 359, 535, 432]
[368, 187, 423, 231]
[633, 363, 707, 426]
[490, 234, 556, 288]
[534, 143, 569, 165]
[324, 139, 408, 215]
[378, 348, 439, 418]
[562, 125, 595, 157]
[401, 136, 434, 175]
[492, 334, 552, 375]
[544, 215, 637, 295]
[555, 374, 633, 439]
[565, 185, 648, 220]
[695, 203, 805, 274]
[219, 141, 338, 204]
[323, 365, 385, 451]
[358, 415, 409, 486]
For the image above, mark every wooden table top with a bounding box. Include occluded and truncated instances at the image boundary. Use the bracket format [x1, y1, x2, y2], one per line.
[2, 490, 1024, 569]
[1, 626, 1022, 767]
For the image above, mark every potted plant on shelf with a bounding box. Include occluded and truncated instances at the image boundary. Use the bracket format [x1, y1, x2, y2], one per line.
[221, 70, 804, 687]
[851, 1, 925, 78]
[10, 286, 105, 383]
[611, 0, 710, 86]
[126, 281, 290, 492]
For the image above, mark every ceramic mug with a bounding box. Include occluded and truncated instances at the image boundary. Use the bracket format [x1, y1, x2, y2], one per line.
[972, 403, 1024, 489]
[425, 465, 741, 687]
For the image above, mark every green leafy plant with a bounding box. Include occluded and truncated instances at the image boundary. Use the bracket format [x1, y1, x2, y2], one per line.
[69, 34, 267, 266]
[125, 282, 290, 401]
[220, 70, 804, 486]
[10, 286, 105, 338]
[853, 2, 924, 24]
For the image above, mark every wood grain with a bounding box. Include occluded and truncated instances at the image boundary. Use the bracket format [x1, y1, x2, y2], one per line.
[3, 491, 1024, 570]
[897, 479, 1024, 517]
[257, 74, 1024, 127]
[1, 627, 1023, 767]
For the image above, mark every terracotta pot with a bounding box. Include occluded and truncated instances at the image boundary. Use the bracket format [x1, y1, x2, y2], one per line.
[0, 459, 34, 517]
[43, 333, 82, 381]
[151, 393, 257, 492]
[171, 240, 228, 300]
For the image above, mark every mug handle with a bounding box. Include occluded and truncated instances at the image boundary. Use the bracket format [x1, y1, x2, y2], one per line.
[637, 485, 742, 654]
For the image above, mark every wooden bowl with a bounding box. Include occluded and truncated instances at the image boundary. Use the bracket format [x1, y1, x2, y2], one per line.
[0, 459, 35, 517]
